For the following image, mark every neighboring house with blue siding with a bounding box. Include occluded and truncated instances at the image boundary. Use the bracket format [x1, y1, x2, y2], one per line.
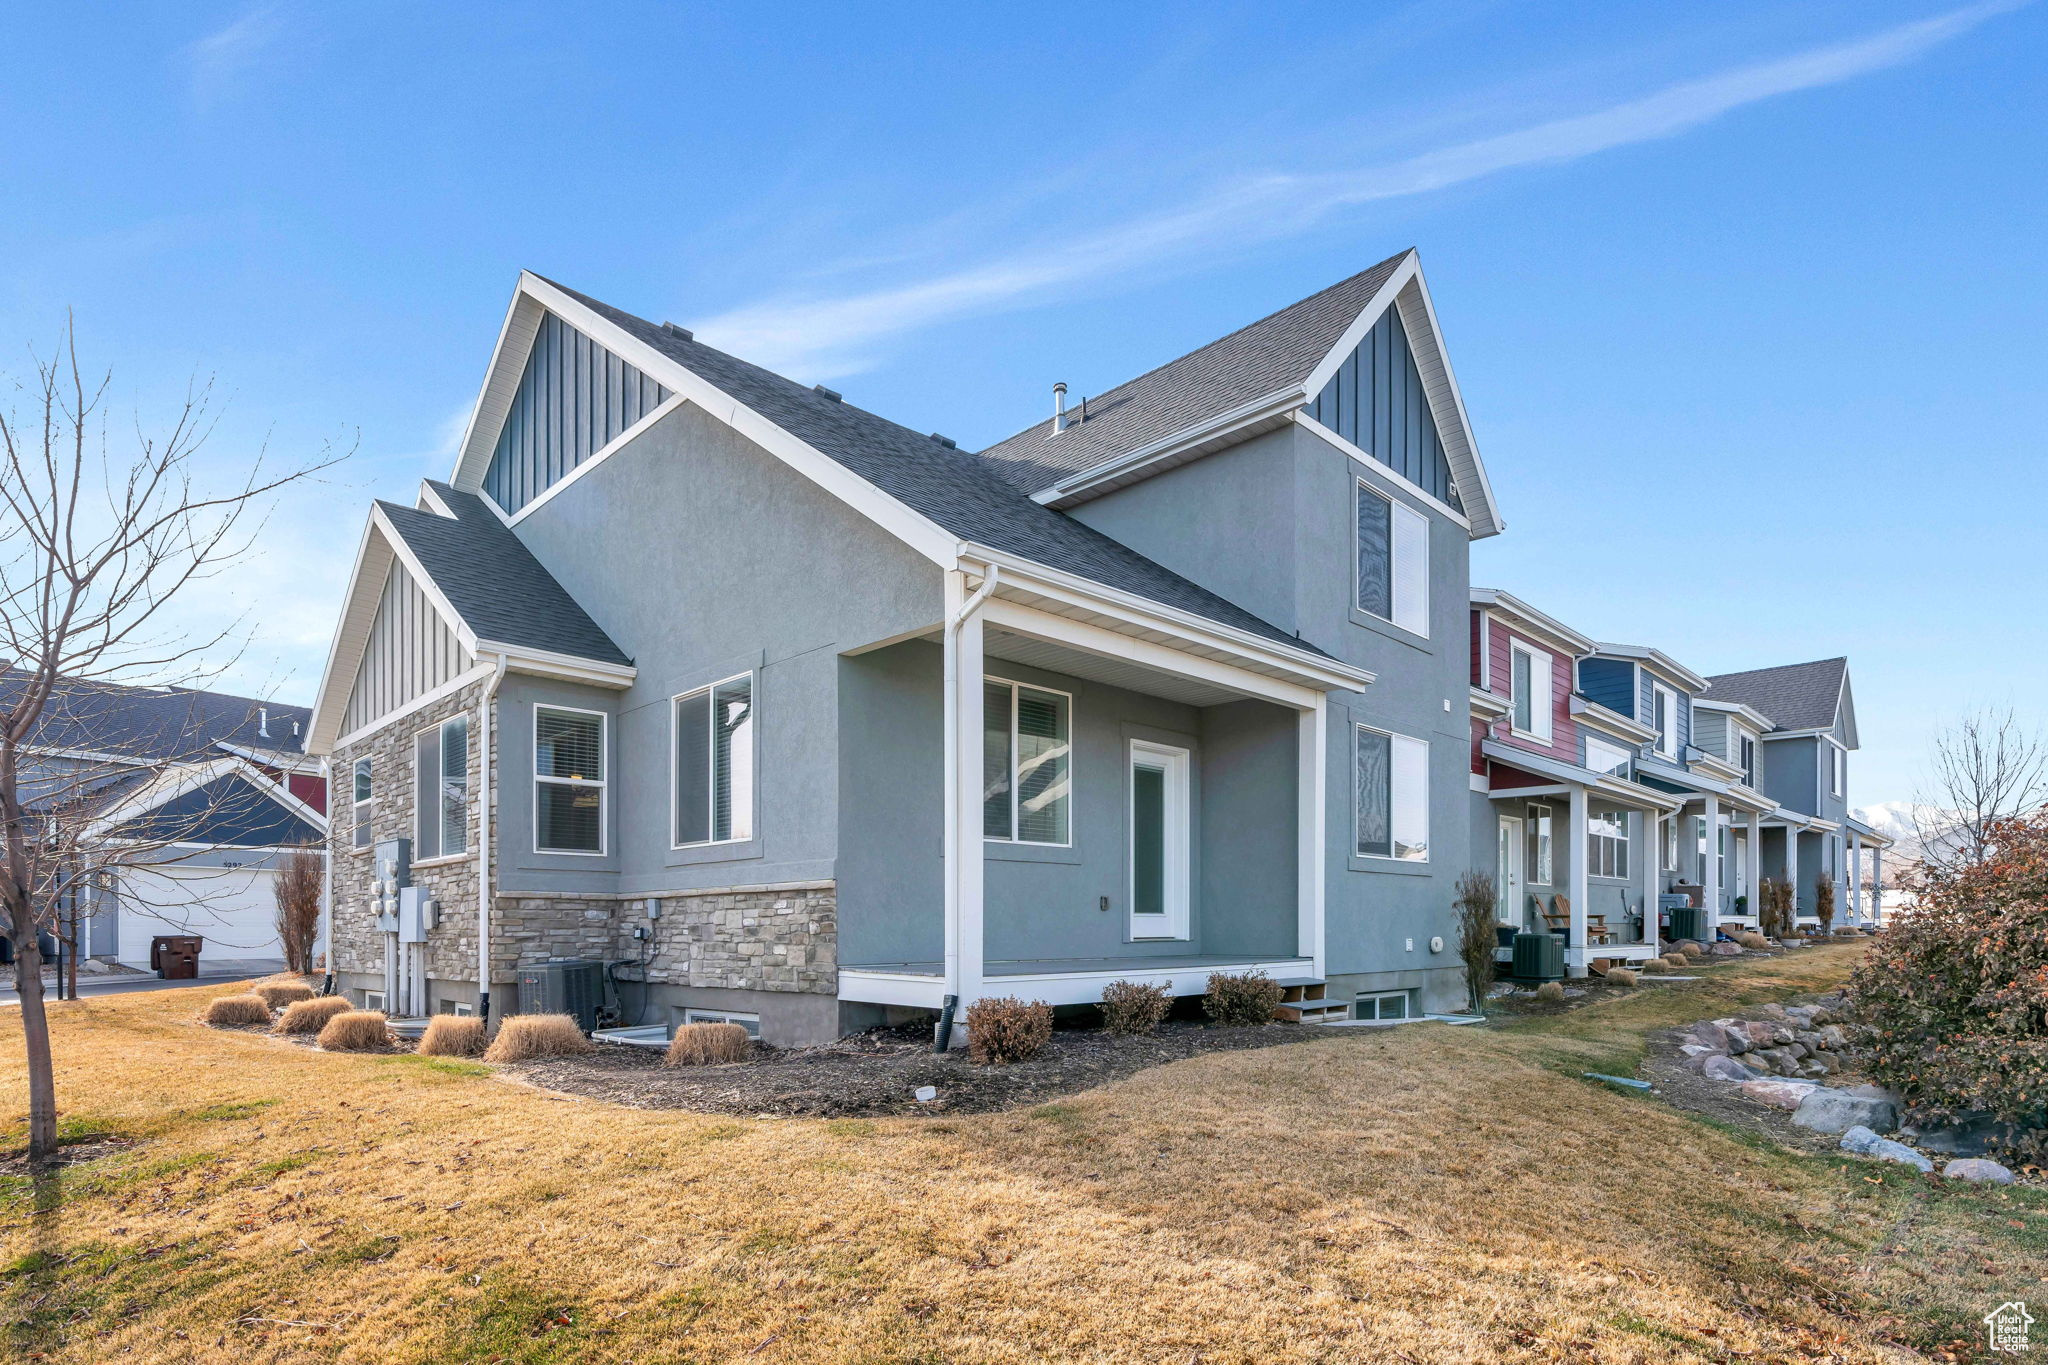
[305, 248, 1511, 1042]
[0, 672, 326, 970]
[1699, 658, 1892, 926]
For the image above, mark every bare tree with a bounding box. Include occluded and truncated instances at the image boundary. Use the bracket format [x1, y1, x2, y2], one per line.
[272, 844, 322, 976]
[0, 321, 342, 1162]
[1914, 708, 2048, 877]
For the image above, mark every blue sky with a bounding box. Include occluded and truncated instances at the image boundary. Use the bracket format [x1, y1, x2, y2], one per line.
[1, 1, 2041, 806]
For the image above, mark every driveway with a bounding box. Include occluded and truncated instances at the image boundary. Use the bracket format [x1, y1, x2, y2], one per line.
[0, 958, 286, 1006]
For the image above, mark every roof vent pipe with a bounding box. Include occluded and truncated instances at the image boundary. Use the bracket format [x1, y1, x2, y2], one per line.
[257, 706, 269, 738]
[1051, 382, 1068, 435]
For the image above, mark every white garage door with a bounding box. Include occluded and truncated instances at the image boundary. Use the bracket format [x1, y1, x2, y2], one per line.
[113, 865, 282, 969]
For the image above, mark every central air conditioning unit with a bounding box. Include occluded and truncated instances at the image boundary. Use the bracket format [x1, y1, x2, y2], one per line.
[516, 959, 607, 1032]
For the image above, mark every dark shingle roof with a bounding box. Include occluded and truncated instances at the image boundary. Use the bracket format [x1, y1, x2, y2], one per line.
[544, 280, 1319, 655]
[376, 485, 631, 667]
[973, 251, 1411, 492]
[1701, 658, 1847, 732]
[115, 773, 322, 848]
[0, 670, 311, 761]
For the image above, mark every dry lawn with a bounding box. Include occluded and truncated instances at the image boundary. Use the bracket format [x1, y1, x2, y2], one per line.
[2, 943, 2043, 1364]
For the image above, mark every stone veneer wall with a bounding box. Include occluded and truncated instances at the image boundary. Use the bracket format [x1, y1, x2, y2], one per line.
[328, 681, 488, 989]
[329, 688, 838, 1015]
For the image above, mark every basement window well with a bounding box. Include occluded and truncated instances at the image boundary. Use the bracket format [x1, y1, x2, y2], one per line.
[681, 1007, 761, 1038]
[1353, 991, 1413, 1022]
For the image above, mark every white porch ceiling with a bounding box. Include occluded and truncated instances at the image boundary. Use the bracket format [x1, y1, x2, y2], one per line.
[983, 627, 1247, 707]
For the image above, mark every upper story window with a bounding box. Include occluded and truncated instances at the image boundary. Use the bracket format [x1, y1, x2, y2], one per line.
[984, 678, 1071, 845]
[1355, 481, 1428, 637]
[351, 757, 373, 850]
[1827, 743, 1845, 798]
[1585, 737, 1632, 777]
[534, 705, 606, 854]
[1739, 733, 1757, 787]
[413, 714, 469, 859]
[1652, 683, 1680, 760]
[1356, 723, 1429, 861]
[674, 675, 755, 847]
[1509, 642, 1553, 744]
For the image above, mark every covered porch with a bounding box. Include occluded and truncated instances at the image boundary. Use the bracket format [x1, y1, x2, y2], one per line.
[836, 558, 1370, 1022]
[1479, 741, 1680, 975]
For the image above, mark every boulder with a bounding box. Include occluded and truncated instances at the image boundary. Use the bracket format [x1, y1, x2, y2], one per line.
[1794, 1030, 1826, 1052]
[1709, 941, 1743, 956]
[1794, 1087, 1899, 1135]
[1783, 1005, 1819, 1026]
[1702, 1054, 1758, 1083]
[1900, 1111, 2022, 1158]
[1841, 1125, 1933, 1172]
[1688, 1022, 1738, 1053]
[1818, 1024, 1847, 1051]
[1742, 1021, 1780, 1049]
[1808, 1052, 1839, 1076]
[1941, 1158, 2016, 1185]
[1740, 1079, 1819, 1110]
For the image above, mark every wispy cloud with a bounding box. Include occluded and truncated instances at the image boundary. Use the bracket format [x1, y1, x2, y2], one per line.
[694, 2, 2022, 377]
[185, 4, 286, 107]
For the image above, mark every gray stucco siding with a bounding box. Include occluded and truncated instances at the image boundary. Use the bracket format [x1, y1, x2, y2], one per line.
[502, 401, 944, 897]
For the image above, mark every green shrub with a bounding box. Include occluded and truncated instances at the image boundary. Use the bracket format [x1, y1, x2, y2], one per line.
[964, 996, 1053, 1064]
[1099, 980, 1171, 1035]
[1203, 971, 1282, 1028]
[1847, 815, 2048, 1163]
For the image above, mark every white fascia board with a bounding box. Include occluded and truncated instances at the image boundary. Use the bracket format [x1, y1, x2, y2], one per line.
[1576, 701, 1656, 744]
[1469, 686, 1510, 718]
[1302, 253, 1418, 398]
[1592, 642, 1709, 692]
[213, 740, 320, 775]
[1759, 727, 1832, 741]
[369, 504, 481, 654]
[329, 661, 496, 752]
[1591, 777, 1684, 812]
[417, 481, 460, 518]
[1034, 387, 1305, 509]
[1392, 266, 1504, 539]
[1693, 697, 1775, 731]
[306, 516, 402, 755]
[1691, 752, 1743, 781]
[83, 756, 238, 838]
[503, 393, 688, 528]
[1478, 739, 1601, 789]
[1469, 587, 1592, 655]
[962, 545, 1374, 697]
[1836, 671, 1859, 749]
[448, 289, 546, 494]
[475, 273, 958, 567]
[1296, 415, 1472, 531]
[481, 641, 637, 689]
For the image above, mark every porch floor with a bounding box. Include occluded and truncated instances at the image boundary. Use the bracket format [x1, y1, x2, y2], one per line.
[848, 953, 1313, 979]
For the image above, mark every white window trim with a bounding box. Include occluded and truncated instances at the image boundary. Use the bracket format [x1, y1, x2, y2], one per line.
[1585, 736, 1632, 777]
[669, 671, 758, 850]
[361, 989, 387, 1012]
[1126, 738, 1192, 941]
[682, 1007, 761, 1038]
[983, 675, 1075, 849]
[351, 756, 374, 851]
[1824, 739, 1846, 798]
[1354, 722, 1430, 863]
[1509, 640, 1553, 744]
[1652, 683, 1680, 760]
[1587, 808, 1629, 880]
[1353, 478, 1430, 639]
[1528, 802, 1554, 885]
[532, 703, 608, 857]
[1353, 989, 1414, 1022]
[412, 715, 471, 861]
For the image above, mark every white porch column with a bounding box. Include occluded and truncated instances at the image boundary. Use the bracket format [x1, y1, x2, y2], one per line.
[941, 571, 988, 1018]
[1702, 795, 1722, 938]
[1297, 699, 1327, 976]
[1872, 846, 1885, 924]
[1849, 832, 1863, 926]
[1748, 810, 1763, 919]
[1637, 807, 1659, 947]
[1785, 826, 1802, 924]
[1567, 782, 1590, 977]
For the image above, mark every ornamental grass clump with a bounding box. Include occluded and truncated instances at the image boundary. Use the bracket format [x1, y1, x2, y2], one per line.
[417, 1015, 488, 1058]
[1204, 971, 1284, 1028]
[1847, 814, 2048, 1164]
[481, 1013, 593, 1063]
[1607, 968, 1638, 988]
[1534, 981, 1566, 1003]
[251, 981, 316, 1010]
[1662, 953, 1690, 970]
[1099, 980, 1172, 1035]
[1640, 957, 1669, 973]
[274, 995, 353, 1035]
[664, 1022, 753, 1066]
[964, 996, 1053, 1064]
[317, 1010, 393, 1052]
[201, 994, 272, 1028]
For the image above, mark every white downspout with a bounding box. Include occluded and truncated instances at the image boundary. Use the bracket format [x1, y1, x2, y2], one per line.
[476, 654, 509, 1027]
[319, 755, 334, 994]
[937, 563, 998, 1050]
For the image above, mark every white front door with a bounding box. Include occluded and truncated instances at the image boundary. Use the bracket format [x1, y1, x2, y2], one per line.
[1497, 814, 1525, 929]
[1128, 740, 1191, 941]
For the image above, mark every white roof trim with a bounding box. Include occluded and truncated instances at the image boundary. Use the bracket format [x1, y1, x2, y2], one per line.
[1573, 698, 1656, 744]
[450, 273, 958, 567]
[1592, 642, 1709, 692]
[1470, 587, 1592, 655]
[1035, 387, 1303, 510]
[1693, 697, 1775, 731]
[83, 754, 326, 841]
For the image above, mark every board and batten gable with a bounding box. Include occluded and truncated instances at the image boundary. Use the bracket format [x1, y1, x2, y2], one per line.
[1303, 305, 1461, 509]
[1576, 657, 1637, 723]
[1692, 707, 1729, 761]
[341, 558, 474, 738]
[482, 311, 672, 516]
[494, 395, 944, 898]
[1638, 667, 1692, 755]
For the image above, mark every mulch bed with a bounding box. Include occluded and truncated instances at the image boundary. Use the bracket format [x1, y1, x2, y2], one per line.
[0, 1136, 141, 1178]
[509, 1018, 1335, 1118]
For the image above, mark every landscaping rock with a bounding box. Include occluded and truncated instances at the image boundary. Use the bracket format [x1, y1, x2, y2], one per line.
[1708, 941, 1743, 955]
[1702, 1054, 1759, 1083]
[1817, 1024, 1847, 1051]
[1794, 1030, 1826, 1052]
[1739, 1079, 1819, 1110]
[1795, 1088, 1899, 1135]
[1840, 1125, 1932, 1172]
[1900, 1111, 2020, 1158]
[1941, 1158, 2016, 1184]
